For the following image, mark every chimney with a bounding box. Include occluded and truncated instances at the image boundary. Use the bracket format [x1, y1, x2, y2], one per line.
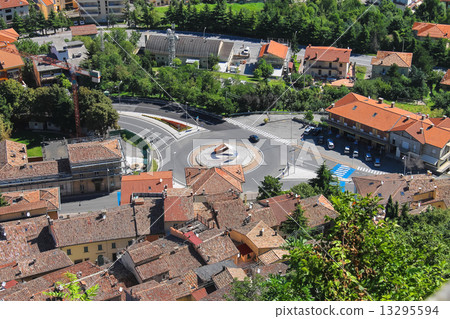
[159, 178, 163, 184]
[421, 115, 425, 120]
[419, 127, 424, 134]
[391, 102, 395, 108]
[265, 200, 269, 207]
[330, 103, 335, 108]
[378, 97, 383, 104]
[407, 115, 410, 120]
[315, 52, 317, 58]
[259, 228, 264, 236]
[273, 231, 278, 236]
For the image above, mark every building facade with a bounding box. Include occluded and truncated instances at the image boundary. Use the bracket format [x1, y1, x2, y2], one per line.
[303, 45, 352, 79]
[77, 0, 125, 23]
[0, 0, 29, 24]
[371, 51, 413, 77]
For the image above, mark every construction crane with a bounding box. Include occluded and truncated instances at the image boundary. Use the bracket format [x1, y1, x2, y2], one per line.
[0, 42, 101, 137]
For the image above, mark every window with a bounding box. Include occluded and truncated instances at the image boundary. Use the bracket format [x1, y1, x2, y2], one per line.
[112, 253, 117, 261]
[318, 69, 322, 75]
[60, 184, 64, 190]
[95, 172, 99, 176]
[84, 246, 89, 253]
[111, 243, 116, 249]
[340, 63, 343, 67]
[148, 186, 152, 190]
[329, 62, 332, 68]
[328, 70, 331, 76]
[67, 249, 72, 255]
[128, 240, 133, 246]
[98, 244, 103, 251]
[80, 184, 85, 191]
[5, 9, 11, 13]
[84, 258, 90, 261]
[74, 259, 83, 264]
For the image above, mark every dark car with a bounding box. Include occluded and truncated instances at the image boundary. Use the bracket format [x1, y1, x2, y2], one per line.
[249, 135, 260, 143]
[318, 135, 325, 144]
[312, 127, 322, 136]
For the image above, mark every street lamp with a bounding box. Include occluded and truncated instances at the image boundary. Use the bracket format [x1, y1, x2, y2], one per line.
[107, 168, 110, 193]
[402, 156, 406, 175]
[116, 80, 123, 104]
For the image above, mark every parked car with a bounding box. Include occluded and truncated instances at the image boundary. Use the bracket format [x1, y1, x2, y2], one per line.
[318, 135, 325, 144]
[353, 150, 359, 157]
[304, 126, 314, 134]
[328, 139, 335, 149]
[344, 146, 350, 154]
[374, 158, 381, 167]
[249, 135, 260, 143]
[312, 127, 322, 136]
[365, 153, 373, 161]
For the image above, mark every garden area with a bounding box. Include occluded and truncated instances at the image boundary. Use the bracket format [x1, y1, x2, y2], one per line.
[10, 130, 67, 158]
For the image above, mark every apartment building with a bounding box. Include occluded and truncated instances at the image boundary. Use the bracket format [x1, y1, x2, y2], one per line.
[303, 45, 352, 79]
[0, 0, 29, 24]
[77, 0, 124, 23]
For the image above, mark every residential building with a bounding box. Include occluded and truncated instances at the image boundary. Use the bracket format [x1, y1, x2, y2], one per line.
[440, 69, 450, 90]
[371, 51, 413, 77]
[145, 35, 234, 69]
[70, 24, 98, 37]
[0, 42, 24, 81]
[0, 187, 61, 222]
[184, 165, 245, 195]
[326, 93, 450, 172]
[55, 0, 78, 11]
[211, 266, 246, 290]
[0, 28, 19, 43]
[258, 40, 290, 76]
[163, 194, 195, 232]
[77, 0, 125, 24]
[353, 173, 450, 210]
[303, 45, 352, 79]
[0, 261, 125, 301]
[0, 215, 73, 283]
[124, 278, 193, 301]
[148, 0, 170, 6]
[120, 171, 173, 205]
[49, 201, 164, 265]
[229, 220, 285, 262]
[0, 0, 29, 24]
[412, 22, 450, 42]
[36, 0, 55, 19]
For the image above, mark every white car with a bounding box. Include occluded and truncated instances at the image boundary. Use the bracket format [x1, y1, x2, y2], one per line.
[344, 146, 350, 154]
[328, 139, 335, 149]
[353, 150, 359, 157]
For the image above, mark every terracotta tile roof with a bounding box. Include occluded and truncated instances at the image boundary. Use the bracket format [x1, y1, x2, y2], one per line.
[200, 284, 232, 301]
[0, 160, 64, 182]
[0, 140, 27, 167]
[0, 28, 19, 43]
[41, 0, 53, 6]
[126, 237, 183, 265]
[371, 51, 413, 68]
[0, 249, 73, 283]
[70, 24, 98, 36]
[67, 139, 122, 165]
[135, 245, 203, 282]
[164, 195, 194, 222]
[211, 197, 248, 229]
[126, 278, 191, 301]
[232, 220, 285, 250]
[304, 45, 352, 63]
[258, 193, 298, 225]
[192, 287, 207, 300]
[413, 22, 450, 39]
[0, 43, 24, 70]
[0, 261, 125, 301]
[0, 0, 29, 10]
[0, 200, 47, 217]
[258, 40, 289, 59]
[195, 232, 239, 264]
[193, 260, 238, 282]
[121, 171, 173, 204]
[299, 194, 339, 228]
[353, 173, 450, 206]
[212, 267, 247, 290]
[184, 165, 245, 195]
[50, 202, 161, 247]
[249, 207, 278, 228]
[250, 262, 289, 278]
[431, 117, 450, 129]
[258, 248, 289, 266]
[440, 69, 450, 86]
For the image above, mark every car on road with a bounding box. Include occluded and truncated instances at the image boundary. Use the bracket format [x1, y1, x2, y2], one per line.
[249, 135, 260, 143]
[365, 153, 373, 161]
[327, 139, 335, 149]
[312, 127, 322, 136]
[374, 158, 381, 167]
[344, 146, 350, 154]
[318, 135, 325, 144]
[353, 150, 359, 157]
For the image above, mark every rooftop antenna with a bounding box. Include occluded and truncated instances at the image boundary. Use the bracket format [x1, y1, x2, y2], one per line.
[167, 24, 179, 67]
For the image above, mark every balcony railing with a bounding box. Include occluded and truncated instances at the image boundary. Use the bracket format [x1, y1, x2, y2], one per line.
[326, 119, 389, 144]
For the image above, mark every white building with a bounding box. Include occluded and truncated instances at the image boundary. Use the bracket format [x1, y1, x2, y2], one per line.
[77, 0, 125, 23]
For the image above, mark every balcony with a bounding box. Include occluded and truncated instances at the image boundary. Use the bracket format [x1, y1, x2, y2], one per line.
[326, 118, 389, 145]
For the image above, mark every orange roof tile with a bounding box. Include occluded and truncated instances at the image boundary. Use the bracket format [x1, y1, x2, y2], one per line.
[440, 69, 450, 86]
[70, 24, 98, 36]
[304, 45, 352, 63]
[0, 140, 27, 167]
[412, 22, 450, 39]
[0, 28, 19, 43]
[1, 187, 60, 212]
[0, 43, 24, 70]
[164, 195, 195, 222]
[41, 0, 53, 6]
[258, 41, 288, 59]
[184, 166, 244, 195]
[0, 0, 29, 10]
[120, 171, 173, 205]
[371, 51, 413, 68]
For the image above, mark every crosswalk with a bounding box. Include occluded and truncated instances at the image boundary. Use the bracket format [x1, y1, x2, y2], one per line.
[331, 164, 355, 179]
[226, 118, 293, 145]
[357, 166, 386, 175]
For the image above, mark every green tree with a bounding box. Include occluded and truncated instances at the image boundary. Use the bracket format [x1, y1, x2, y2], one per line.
[308, 163, 340, 198]
[304, 110, 314, 122]
[0, 17, 7, 30]
[280, 204, 309, 236]
[255, 59, 274, 82]
[257, 175, 283, 200]
[207, 54, 219, 70]
[290, 182, 318, 199]
[43, 272, 99, 301]
[385, 195, 399, 219]
[0, 195, 8, 207]
[12, 12, 25, 34]
[0, 114, 12, 140]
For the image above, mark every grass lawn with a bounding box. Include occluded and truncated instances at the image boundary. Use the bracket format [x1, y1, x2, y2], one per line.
[356, 66, 367, 80]
[10, 131, 67, 158]
[151, 159, 158, 172]
[154, 2, 264, 16]
[212, 71, 260, 83]
[384, 100, 444, 118]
